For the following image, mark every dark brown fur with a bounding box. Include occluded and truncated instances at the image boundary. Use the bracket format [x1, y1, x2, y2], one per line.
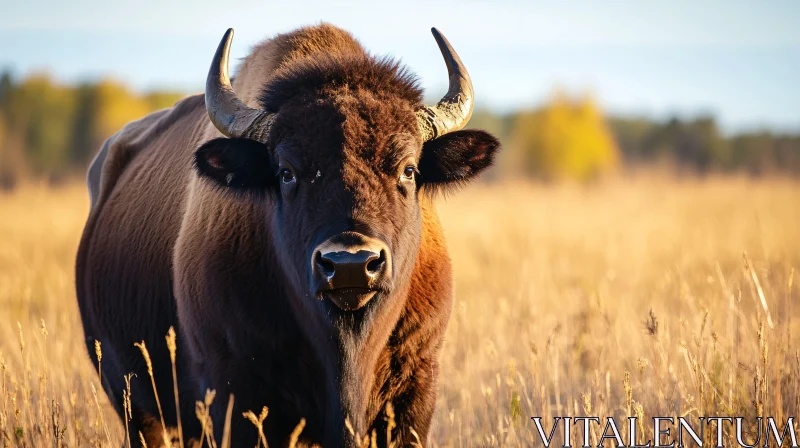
[76, 24, 498, 447]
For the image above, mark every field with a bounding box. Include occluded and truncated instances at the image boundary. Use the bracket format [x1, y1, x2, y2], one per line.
[0, 177, 798, 447]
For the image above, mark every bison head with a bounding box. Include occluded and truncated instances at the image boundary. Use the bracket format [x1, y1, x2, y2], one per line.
[193, 28, 498, 318]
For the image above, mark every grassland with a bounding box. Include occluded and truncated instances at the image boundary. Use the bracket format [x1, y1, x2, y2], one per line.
[0, 177, 798, 447]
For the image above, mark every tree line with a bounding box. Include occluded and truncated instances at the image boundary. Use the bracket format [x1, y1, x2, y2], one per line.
[0, 71, 184, 189]
[1, 72, 798, 189]
[472, 93, 800, 181]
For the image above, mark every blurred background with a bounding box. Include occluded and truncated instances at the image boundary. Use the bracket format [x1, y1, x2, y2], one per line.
[1, 0, 798, 187]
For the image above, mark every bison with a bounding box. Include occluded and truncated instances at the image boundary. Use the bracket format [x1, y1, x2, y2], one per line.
[76, 24, 499, 447]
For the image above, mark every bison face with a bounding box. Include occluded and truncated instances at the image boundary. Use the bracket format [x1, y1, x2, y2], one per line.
[194, 97, 499, 315]
[193, 26, 499, 326]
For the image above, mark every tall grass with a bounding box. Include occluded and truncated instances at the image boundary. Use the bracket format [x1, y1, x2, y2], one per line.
[0, 177, 798, 446]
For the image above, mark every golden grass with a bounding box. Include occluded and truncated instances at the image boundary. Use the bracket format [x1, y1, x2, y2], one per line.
[1, 177, 798, 446]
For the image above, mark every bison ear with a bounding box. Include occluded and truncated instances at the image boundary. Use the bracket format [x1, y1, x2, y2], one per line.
[194, 138, 276, 190]
[418, 129, 500, 192]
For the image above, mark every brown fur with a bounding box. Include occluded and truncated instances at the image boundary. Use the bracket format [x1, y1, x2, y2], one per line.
[76, 24, 498, 447]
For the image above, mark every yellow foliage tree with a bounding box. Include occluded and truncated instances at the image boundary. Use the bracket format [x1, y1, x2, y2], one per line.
[511, 92, 619, 181]
[145, 91, 186, 111]
[71, 80, 183, 164]
[93, 79, 151, 142]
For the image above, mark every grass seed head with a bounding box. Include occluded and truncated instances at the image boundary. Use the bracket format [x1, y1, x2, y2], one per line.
[94, 340, 102, 363]
[133, 341, 153, 376]
[166, 326, 177, 363]
[288, 418, 306, 448]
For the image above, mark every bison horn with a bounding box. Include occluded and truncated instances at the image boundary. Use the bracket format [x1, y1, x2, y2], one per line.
[205, 28, 274, 142]
[416, 28, 474, 142]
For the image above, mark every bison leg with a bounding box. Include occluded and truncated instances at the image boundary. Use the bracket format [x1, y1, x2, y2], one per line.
[370, 361, 439, 447]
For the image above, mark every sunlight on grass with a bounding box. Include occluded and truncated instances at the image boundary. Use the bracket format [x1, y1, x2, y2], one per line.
[0, 177, 798, 446]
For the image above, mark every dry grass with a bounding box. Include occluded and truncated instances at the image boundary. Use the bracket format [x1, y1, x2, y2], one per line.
[0, 176, 798, 446]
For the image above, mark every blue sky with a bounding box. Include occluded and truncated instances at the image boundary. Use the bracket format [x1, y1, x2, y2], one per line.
[1, 1, 798, 133]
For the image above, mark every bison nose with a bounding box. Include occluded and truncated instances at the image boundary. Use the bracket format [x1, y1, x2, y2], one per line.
[312, 235, 391, 310]
[317, 250, 386, 287]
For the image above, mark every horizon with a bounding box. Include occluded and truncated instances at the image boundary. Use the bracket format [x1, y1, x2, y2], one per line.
[1, 0, 798, 134]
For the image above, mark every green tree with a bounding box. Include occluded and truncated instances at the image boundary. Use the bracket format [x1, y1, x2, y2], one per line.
[1, 74, 77, 179]
[0, 70, 12, 104]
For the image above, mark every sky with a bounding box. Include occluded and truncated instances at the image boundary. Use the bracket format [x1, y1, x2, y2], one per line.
[0, 0, 798, 133]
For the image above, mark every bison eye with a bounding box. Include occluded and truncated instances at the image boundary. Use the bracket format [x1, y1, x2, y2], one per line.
[402, 166, 416, 180]
[280, 169, 295, 184]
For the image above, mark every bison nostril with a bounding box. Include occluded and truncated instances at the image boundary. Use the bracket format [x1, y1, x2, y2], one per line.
[366, 250, 386, 275]
[316, 252, 335, 277]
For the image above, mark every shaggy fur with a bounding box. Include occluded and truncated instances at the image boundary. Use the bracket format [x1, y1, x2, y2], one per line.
[76, 23, 499, 447]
